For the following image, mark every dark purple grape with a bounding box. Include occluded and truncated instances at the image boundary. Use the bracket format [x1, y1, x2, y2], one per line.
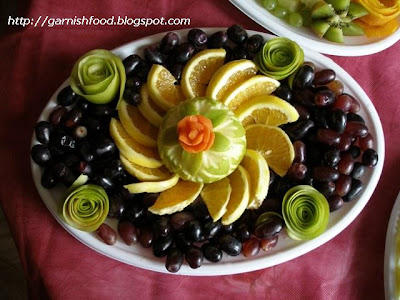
[285, 119, 315, 140]
[83, 117, 101, 133]
[335, 175, 352, 197]
[154, 216, 170, 237]
[242, 237, 261, 257]
[141, 193, 158, 208]
[294, 88, 315, 107]
[236, 223, 251, 242]
[346, 113, 365, 124]
[338, 152, 354, 175]
[261, 236, 278, 251]
[153, 235, 173, 257]
[287, 163, 307, 181]
[312, 107, 329, 129]
[93, 138, 116, 158]
[41, 167, 57, 188]
[332, 94, 352, 112]
[49, 106, 68, 127]
[57, 86, 78, 106]
[350, 162, 365, 179]
[175, 43, 195, 63]
[123, 54, 142, 76]
[323, 148, 340, 167]
[136, 60, 151, 82]
[317, 181, 336, 198]
[185, 246, 204, 269]
[328, 194, 343, 212]
[223, 46, 233, 62]
[35, 121, 54, 145]
[302, 176, 314, 187]
[218, 234, 242, 256]
[170, 211, 195, 231]
[232, 45, 247, 60]
[75, 98, 90, 112]
[227, 24, 248, 45]
[346, 145, 361, 159]
[126, 76, 141, 90]
[91, 175, 114, 190]
[317, 129, 340, 146]
[79, 141, 95, 162]
[203, 221, 221, 240]
[63, 153, 80, 169]
[345, 122, 368, 138]
[313, 166, 339, 182]
[329, 109, 346, 133]
[313, 69, 335, 85]
[174, 233, 191, 250]
[139, 227, 154, 248]
[293, 140, 306, 163]
[273, 85, 292, 102]
[166, 248, 184, 273]
[123, 89, 141, 106]
[108, 193, 126, 218]
[349, 97, 361, 113]
[293, 103, 310, 119]
[186, 220, 203, 242]
[362, 149, 378, 167]
[337, 132, 353, 152]
[358, 133, 373, 151]
[187, 29, 208, 47]
[64, 108, 83, 128]
[96, 224, 117, 245]
[89, 103, 114, 119]
[245, 34, 264, 53]
[207, 31, 228, 48]
[160, 32, 180, 53]
[202, 243, 222, 263]
[314, 90, 335, 106]
[169, 63, 183, 81]
[343, 179, 363, 202]
[220, 223, 235, 234]
[254, 214, 284, 239]
[118, 221, 138, 245]
[31, 144, 52, 166]
[52, 130, 76, 151]
[144, 44, 164, 65]
[293, 65, 315, 90]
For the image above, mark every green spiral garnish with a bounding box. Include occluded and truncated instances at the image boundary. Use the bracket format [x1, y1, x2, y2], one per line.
[63, 184, 109, 232]
[254, 37, 304, 80]
[282, 185, 329, 240]
[70, 49, 126, 105]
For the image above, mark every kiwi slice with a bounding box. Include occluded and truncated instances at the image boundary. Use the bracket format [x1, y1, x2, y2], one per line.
[311, 20, 331, 37]
[311, 1, 335, 19]
[324, 25, 344, 43]
[347, 2, 369, 20]
[342, 22, 365, 36]
[325, 0, 350, 17]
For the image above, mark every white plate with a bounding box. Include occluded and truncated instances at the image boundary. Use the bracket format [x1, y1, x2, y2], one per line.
[230, 0, 400, 56]
[384, 191, 400, 299]
[31, 28, 384, 275]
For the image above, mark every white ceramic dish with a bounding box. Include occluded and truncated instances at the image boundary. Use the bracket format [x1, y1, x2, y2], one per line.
[31, 28, 384, 275]
[230, 0, 400, 56]
[384, 191, 400, 299]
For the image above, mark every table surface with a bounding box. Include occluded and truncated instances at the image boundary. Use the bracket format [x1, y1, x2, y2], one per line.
[1, 0, 400, 299]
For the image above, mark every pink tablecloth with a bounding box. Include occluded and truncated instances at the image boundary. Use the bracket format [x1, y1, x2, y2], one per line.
[1, 0, 399, 299]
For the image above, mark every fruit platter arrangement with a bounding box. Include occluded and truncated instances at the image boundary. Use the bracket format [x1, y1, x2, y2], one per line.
[30, 26, 383, 275]
[230, 0, 400, 55]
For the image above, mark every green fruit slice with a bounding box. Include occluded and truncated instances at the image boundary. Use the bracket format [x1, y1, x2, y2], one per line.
[254, 37, 304, 81]
[158, 97, 246, 183]
[311, 20, 332, 37]
[311, 1, 336, 19]
[63, 184, 109, 232]
[282, 185, 329, 240]
[347, 2, 368, 20]
[325, 0, 350, 16]
[324, 25, 344, 43]
[342, 22, 365, 36]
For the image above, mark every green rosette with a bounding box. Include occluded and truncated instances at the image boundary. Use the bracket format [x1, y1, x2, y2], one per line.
[63, 184, 109, 232]
[70, 49, 126, 105]
[158, 97, 247, 183]
[282, 185, 329, 240]
[254, 37, 304, 80]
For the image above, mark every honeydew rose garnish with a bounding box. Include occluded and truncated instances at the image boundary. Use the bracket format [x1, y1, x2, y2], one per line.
[63, 184, 109, 232]
[282, 185, 329, 240]
[158, 97, 246, 183]
[70, 49, 126, 105]
[254, 37, 304, 81]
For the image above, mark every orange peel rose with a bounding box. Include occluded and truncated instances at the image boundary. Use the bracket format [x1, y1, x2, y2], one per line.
[177, 115, 215, 153]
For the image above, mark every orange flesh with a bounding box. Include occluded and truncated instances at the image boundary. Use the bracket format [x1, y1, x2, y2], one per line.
[177, 115, 215, 153]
